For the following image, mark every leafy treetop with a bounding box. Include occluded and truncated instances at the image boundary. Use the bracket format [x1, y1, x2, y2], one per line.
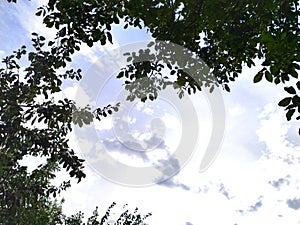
[36, 0, 300, 129]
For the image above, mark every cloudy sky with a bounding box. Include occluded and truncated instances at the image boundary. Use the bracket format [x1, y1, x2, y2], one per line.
[1, 1, 300, 225]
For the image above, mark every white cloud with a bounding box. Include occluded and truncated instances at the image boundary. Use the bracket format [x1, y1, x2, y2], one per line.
[60, 83, 300, 225]
[94, 117, 113, 130]
[161, 113, 181, 130]
[127, 116, 136, 124]
[12, 1, 56, 40]
[19, 155, 47, 174]
[73, 41, 119, 64]
[0, 49, 5, 58]
[228, 104, 246, 117]
[142, 107, 154, 115]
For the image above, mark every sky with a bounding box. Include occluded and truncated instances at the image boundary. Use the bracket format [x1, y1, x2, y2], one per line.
[1, 1, 300, 225]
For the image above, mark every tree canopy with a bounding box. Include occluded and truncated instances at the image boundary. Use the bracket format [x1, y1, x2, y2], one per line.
[0, 39, 151, 224]
[36, 0, 300, 128]
[1, 0, 299, 223]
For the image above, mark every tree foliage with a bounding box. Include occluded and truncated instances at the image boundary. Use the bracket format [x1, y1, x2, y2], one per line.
[35, 0, 300, 125]
[0, 30, 149, 225]
[0, 33, 85, 197]
[60, 202, 151, 225]
[0, 2, 145, 224]
[1, 0, 299, 223]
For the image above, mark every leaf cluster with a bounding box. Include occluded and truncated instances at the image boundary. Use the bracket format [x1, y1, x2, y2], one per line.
[278, 82, 300, 134]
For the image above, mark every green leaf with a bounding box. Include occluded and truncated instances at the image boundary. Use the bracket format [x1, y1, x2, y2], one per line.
[224, 84, 230, 92]
[77, 119, 83, 127]
[106, 24, 111, 30]
[149, 94, 154, 101]
[261, 61, 270, 66]
[292, 95, 300, 106]
[297, 81, 300, 90]
[107, 32, 112, 44]
[265, 71, 273, 82]
[274, 77, 280, 84]
[48, 41, 55, 46]
[35, 10, 42, 16]
[278, 97, 292, 107]
[179, 91, 184, 99]
[60, 27, 66, 37]
[253, 72, 263, 83]
[87, 40, 93, 47]
[290, 69, 298, 78]
[116, 71, 124, 78]
[293, 63, 300, 70]
[286, 109, 295, 121]
[82, 116, 91, 124]
[147, 41, 155, 47]
[113, 16, 119, 24]
[284, 86, 296, 94]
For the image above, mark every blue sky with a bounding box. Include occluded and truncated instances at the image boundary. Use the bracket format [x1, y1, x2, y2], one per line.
[1, 1, 300, 225]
